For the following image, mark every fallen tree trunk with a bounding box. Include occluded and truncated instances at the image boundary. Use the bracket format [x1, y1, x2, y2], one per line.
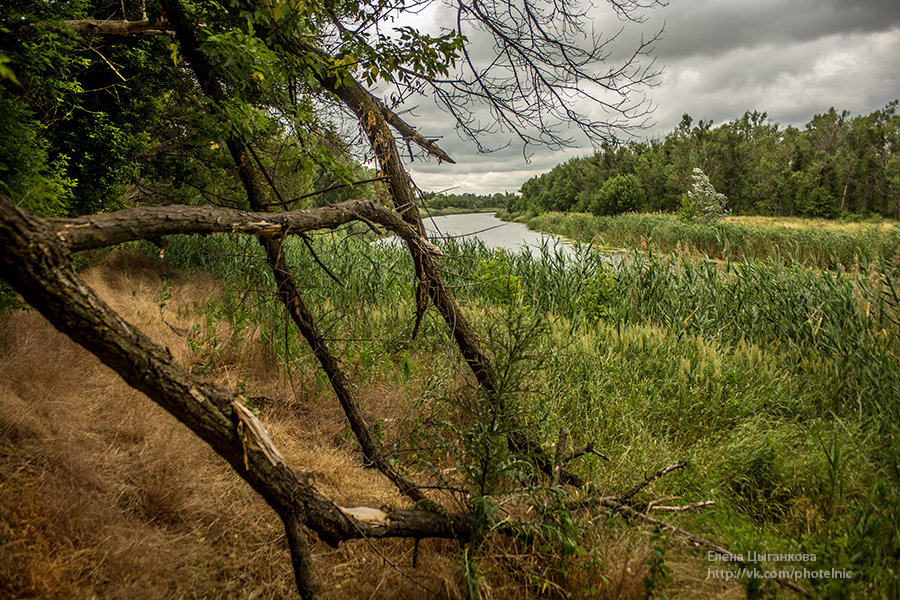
[49, 200, 440, 256]
[0, 194, 475, 597]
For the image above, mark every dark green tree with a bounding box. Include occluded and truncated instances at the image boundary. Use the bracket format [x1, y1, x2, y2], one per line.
[590, 173, 644, 215]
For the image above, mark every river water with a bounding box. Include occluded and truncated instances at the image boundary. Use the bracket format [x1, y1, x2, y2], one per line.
[419, 212, 573, 257]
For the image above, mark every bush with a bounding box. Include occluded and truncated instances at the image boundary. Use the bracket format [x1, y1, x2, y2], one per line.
[474, 249, 523, 305]
[578, 268, 617, 321]
[589, 174, 644, 216]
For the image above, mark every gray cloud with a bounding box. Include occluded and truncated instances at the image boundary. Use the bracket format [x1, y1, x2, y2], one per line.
[651, 0, 900, 59]
[387, 0, 900, 194]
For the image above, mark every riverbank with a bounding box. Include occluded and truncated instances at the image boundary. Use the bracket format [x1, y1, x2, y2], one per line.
[3, 227, 897, 598]
[160, 233, 900, 597]
[420, 206, 498, 217]
[501, 210, 900, 270]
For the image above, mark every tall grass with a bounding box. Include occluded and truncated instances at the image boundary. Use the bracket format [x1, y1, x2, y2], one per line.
[515, 211, 900, 271]
[146, 228, 900, 597]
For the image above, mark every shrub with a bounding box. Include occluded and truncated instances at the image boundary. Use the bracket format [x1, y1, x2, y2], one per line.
[578, 268, 617, 321]
[475, 249, 523, 305]
[589, 174, 644, 216]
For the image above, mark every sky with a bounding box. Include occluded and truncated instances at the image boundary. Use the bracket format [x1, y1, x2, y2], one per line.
[387, 0, 900, 195]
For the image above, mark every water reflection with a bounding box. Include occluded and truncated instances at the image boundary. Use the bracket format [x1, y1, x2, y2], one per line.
[419, 213, 573, 258]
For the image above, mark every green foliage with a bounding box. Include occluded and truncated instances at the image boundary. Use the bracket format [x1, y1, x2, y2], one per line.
[0, 96, 74, 216]
[513, 102, 900, 219]
[1, 1, 182, 215]
[590, 173, 644, 216]
[674, 193, 696, 222]
[643, 527, 671, 600]
[458, 547, 485, 600]
[474, 249, 523, 305]
[578, 268, 616, 321]
[0, 52, 18, 84]
[424, 191, 513, 211]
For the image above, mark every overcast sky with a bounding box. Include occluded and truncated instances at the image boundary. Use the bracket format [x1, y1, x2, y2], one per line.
[391, 0, 900, 195]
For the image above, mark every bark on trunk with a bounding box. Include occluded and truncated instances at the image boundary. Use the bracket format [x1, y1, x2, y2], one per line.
[49, 200, 435, 253]
[161, 0, 427, 503]
[0, 194, 472, 547]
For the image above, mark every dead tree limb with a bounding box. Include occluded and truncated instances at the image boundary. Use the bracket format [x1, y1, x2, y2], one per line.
[282, 512, 322, 600]
[0, 194, 472, 551]
[160, 0, 427, 504]
[619, 461, 687, 502]
[48, 199, 434, 253]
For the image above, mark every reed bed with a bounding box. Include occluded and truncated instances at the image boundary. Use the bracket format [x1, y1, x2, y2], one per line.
[147, 226, 899, 598]
[517, 211, 900, 271]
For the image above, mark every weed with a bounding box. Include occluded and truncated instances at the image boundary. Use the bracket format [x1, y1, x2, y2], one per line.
[642, 527, 671, 600]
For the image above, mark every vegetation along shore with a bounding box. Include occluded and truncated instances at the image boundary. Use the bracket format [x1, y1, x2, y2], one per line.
[1, 0, 899, 595]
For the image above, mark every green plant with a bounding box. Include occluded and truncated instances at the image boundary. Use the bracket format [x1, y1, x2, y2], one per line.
[675, 192, 697, 222]
[474, 248, 523, 305]
[643, 527, 671, 599]
[590, 173, 645, 216]
[156, 279, 172, 314]
[458, 547, 485, 600]
[578, 267, 617, 321]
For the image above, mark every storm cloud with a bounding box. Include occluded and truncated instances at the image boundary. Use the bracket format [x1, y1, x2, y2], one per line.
[390, 0, 900, 194]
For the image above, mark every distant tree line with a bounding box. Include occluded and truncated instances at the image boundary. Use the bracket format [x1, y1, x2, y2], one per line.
[423, 191, 513, 210]
[508, 102, 900, 219]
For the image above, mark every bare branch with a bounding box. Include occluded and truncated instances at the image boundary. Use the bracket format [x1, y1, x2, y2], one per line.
[619, 461, 687, 502]
[649, 500, 716, 512]
[61, 18, 172, 36]
[563, 442, 612, 464]
[48, 199, 433, 252]
[550, 426, 567, 488]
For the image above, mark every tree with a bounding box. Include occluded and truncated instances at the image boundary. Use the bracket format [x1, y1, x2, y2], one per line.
[590, 172, 644, 215]
[0, 0, 696, 597]
[678, 167, 728, 222]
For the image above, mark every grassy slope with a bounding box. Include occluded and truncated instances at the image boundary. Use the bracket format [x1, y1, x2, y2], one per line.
[0, 254, 466, 599]
[3, 225, 898, 598]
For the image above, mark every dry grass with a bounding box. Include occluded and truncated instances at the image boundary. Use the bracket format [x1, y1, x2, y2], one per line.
[728, 214, 897, 232]
[0, 252, 739, 599]
[0, 254, 457, 599]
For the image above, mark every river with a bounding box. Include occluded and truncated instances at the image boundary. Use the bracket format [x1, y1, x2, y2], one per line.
[418, 212, 573, 257]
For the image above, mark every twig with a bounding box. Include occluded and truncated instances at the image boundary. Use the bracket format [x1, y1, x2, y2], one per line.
[648, 500, 716, 512]
[645, 496, 679, 511]
[269, 176, 390, 209]
[354, 214, 383, 235]
[88, 45, 127, 81]
[300, 233, 344, 288]
[619, 461, 686, 502]
[562, 443, 611, 465]
[550, 426, 567, 488]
